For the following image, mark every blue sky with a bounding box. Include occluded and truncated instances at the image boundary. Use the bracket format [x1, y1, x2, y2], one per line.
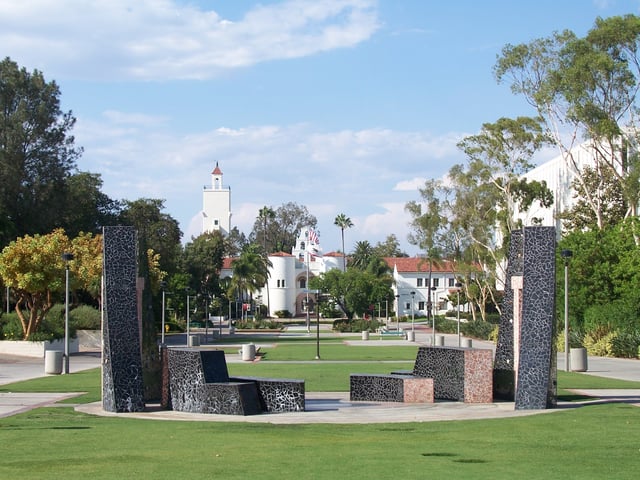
[2, 0, 639, 255]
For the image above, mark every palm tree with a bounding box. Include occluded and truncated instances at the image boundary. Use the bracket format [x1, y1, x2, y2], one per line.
[334, 213, 353, 271]
[258, 206, 275, 316]
[227, 244, 272, 322]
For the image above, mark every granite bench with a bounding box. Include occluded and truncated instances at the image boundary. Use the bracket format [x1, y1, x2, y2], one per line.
[349, 346, 493, 404]
[165, 348, 305, 415]
[350, 374, 434, 403]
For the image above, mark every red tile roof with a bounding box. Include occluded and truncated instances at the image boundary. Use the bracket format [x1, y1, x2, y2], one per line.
[383, 257, 459, 273]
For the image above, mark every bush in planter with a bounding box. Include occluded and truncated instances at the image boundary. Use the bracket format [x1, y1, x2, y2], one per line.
[70, 305, 101, 330]
[332, 318, 381, 333]
[274, 310, 292, 319]
[1, 304, 72, 341]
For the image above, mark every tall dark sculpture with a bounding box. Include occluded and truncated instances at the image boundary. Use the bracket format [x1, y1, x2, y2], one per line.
[102, 226, 146, 413]
[494, 227, 557, 410]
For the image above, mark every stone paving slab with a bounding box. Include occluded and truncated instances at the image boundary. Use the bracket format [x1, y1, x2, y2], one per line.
[0, 392, 83, 418]
[74, 392, 559, 424]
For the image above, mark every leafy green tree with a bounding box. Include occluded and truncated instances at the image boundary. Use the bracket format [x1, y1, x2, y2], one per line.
[62, 172, 121, 237]
[250, 202, 317, 254]
[560, 164, 627, 232]
[0, 229, 71, 338]
[0, 57, 82, 247]
[257, 206, 276, 313]
[119, 198, 181, 276]
[372, 234, 408, 258]
[310, 268, 392, 320]
[334, 213, 353, 270]
[182, 230, 226, 297]
[225, 226, 248, 257]
[495, 14, 640, 227]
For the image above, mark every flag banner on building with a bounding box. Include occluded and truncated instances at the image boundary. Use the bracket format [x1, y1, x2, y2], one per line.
[307, 228, 323, 258]
[308, 227, 319, 245]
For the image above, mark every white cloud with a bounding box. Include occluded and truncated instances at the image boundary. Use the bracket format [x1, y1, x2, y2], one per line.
[394, 177, 427, 191]
[0, 0, 379, 80]
[73, 111, 462, 251]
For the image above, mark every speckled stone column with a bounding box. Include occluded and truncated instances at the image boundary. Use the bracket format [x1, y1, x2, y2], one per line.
[494, 230, 523, 400]
[102, 226, 145, 413]
[514, 226, 557, 410]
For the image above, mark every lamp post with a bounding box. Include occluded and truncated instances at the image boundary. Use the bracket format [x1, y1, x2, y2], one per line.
[561, 249, 573, 371]
[429, 286, 436, 345]
[455, 282, 463, 347]
[394, 294, 400, 330]
[185, 288, 192, 346]
[61, 252, 74, 374]
[410, 291, 415, 332]
[315, 291, 321, 360]
[160, 281, 167, 346]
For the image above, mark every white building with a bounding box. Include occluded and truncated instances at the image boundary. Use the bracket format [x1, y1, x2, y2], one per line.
[386, 257, 461, 318]
[210, 166, 459, 318]
[202, 162, 231, 236]
[515, 140, 630, 232]
[220, 226, 344, 317]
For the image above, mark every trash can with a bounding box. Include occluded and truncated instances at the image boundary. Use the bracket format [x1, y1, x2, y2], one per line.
[406, 330, 415, 342]
[188, 335, 200, 347]
[435, 335, 445, 346]
[362, 331, 369, 341]
[44, 350, 63, 375]
[570, 347, 588, 372]
[242, 343, 256, 361]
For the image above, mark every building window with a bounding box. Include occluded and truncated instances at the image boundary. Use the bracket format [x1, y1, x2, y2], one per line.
[300, 278, 306, 289]
[282, 279, 286, 288]
[417, 278, 423, 287]
[277, 280, 281, 288]
[214, 219, 219, 226]
[405, 302, 411, 310]
[433, 278, 440, 287]
[448, 278, 455, 287]
[418, 301, 425, 310]
[300, 241, 306, 250]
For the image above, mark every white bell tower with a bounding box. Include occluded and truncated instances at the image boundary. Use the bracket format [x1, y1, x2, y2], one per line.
[202, 162, 231, 235]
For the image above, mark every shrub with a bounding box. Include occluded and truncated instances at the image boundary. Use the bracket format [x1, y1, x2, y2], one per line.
[0, 312, 23, 340]
[274, 310, 292, 319]
[461, 320, 495, 340]
[70, 305, 101, 330]
[332, 318, 382, 333]
[584, 330, 617, 357]
[610, 331, 640, 358]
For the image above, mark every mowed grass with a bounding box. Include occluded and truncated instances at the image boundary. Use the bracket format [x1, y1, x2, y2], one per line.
[1, 342, 640, 479]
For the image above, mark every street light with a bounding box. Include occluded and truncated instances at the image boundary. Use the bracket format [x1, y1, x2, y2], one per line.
[185, 288, 192, 346]
[410, 291, 415, 332]
[561, 249, 573, 371]
[429, 286, 437, 345]
[455, 282, 463, 347]
[61, 252, 74, 374]
[160, 281, 167, 346]
[394, 294, 400, 330]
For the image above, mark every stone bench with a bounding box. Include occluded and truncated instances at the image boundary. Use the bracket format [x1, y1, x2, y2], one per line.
[230, 376, 305, 413]
[411, 346, 493, 403]
[350, 374, 434, 403]
[349, 346, 493, 405]
[165, 348, 304, 415]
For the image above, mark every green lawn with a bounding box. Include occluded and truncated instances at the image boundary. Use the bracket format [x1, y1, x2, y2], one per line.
[1, 342, 639, 479]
